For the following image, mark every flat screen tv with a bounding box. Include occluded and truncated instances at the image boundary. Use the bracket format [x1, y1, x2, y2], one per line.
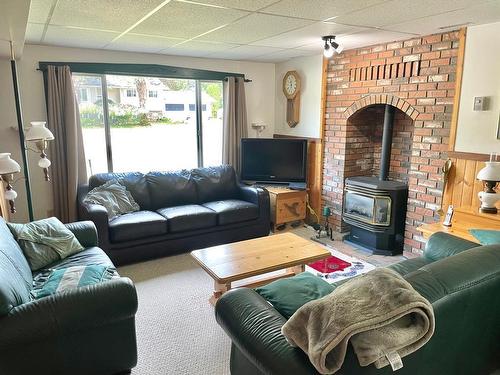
[240, 138, 307, 183]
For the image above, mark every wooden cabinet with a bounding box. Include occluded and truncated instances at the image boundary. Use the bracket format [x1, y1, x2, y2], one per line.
[265, 186, 307, 231]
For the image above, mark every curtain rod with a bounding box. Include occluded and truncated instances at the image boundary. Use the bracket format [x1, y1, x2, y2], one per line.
[224, 77, 252, 82]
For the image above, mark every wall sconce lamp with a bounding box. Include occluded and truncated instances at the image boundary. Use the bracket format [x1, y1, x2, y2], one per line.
[477, 154, 500, 214]
[322, 35, 343, 58]
[0, 153, 21, 213]
[25, 121, 54, 181]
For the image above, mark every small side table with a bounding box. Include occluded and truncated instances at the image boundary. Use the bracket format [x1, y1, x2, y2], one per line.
[265, 186, 307, 232]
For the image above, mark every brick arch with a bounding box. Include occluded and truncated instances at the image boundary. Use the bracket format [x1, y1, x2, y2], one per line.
[343, 94, 420, 121]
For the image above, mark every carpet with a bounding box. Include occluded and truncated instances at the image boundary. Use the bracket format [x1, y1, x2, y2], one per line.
[118, 254, 230, 375]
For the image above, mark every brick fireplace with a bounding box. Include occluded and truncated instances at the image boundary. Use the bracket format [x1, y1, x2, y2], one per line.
[322, 31, 460, 255]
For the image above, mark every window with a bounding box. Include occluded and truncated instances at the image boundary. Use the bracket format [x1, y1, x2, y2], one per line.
[165, 104, 184, 111]
[148, 90, 158, 98]
[78, 88, 88, 102]
[73, 74, 223, 174]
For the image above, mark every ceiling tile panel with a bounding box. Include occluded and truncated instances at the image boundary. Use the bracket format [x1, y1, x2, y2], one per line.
[107, 33, 184, 53]
[199, 13, 313, 44]
[334, 0, 492, 28]
[132, 1, 249, 39]
[44, 26, 120, 48]
[206, 45, 284, 59]
[385, 1, 500, 35]
[261, 0, 388, 21]
[28, 0, 56, 23]
[176, 0, 279, 11]
[25, 22, 45, 43]
[250, 22, 366, 49]
[50, 0, 166, 32]
[251, 48, 313, 62]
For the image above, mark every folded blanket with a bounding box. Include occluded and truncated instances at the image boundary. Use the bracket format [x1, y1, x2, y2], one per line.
[281, 268, 434, 374]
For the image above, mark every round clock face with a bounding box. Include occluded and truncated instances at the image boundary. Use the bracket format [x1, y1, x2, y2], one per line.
[285, 74, 297, 96]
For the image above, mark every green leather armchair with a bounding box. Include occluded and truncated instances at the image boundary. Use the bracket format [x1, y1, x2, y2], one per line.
[215, 232, 500, 375]
[0, 218, 138, 375]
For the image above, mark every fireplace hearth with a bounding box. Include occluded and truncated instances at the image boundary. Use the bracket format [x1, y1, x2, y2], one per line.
[343, 104, 409, 255]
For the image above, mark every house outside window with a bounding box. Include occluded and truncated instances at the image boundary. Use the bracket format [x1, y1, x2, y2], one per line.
[165, 104, 184, 111]
[189, 104, 207, 111]
[78, 88, 88, 102]
[148, 90, 158, 98]
[126, 89, 137, 97]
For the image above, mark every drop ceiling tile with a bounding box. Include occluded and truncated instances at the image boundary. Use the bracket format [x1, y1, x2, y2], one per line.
[28, 0, 56, 23]
[199, 13, 313, 44]
[132, 1, 249, 39]
[250, 21, 366, 49]
[385, 1, 500, 35]
[43, 25, 120, 48]
[25, 23, 46, 43]
[107, 33, 183, 53]
[176, 0, 278, 11]
[50, 0, 166, 32]
[261, 0, 388, 21]
[334, 0, 492, 28]
[170, 40, 239, 52]
[251, 48, 315, 62]
[206, 45, 283, 59]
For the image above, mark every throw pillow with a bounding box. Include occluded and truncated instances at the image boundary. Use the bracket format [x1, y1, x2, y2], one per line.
[469, 229, 500, 245]
[255, 272, 334, 319]
[8, 217, 84, 271]
[31, 265, 117, 299]
[83, 179, 140, 219]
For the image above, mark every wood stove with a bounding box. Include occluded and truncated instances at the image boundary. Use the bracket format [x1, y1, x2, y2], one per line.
[343, 105, 408, 255]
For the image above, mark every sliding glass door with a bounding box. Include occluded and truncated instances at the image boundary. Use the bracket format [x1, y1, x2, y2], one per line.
[72, 73, 223, 175]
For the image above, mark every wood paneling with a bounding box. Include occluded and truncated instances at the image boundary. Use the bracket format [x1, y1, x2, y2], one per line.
[442, 157, 498, 210]
[0, 188, 9, 221]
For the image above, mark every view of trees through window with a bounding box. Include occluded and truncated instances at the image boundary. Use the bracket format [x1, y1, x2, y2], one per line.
[73, 73, 223, 175]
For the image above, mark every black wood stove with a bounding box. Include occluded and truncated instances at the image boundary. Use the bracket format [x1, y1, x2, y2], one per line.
[343, 105, 408, 255]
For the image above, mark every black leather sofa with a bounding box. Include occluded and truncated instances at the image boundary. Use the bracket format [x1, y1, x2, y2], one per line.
[78, 165, 270, 265]
[0, 218, 138, 375]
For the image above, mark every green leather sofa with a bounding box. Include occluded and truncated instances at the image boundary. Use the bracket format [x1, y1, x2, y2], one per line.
[0, 218, 138, 375]
[215, 232, 500, 375]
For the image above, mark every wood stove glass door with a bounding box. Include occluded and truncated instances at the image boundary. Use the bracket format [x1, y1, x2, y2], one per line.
[344, 191, 391, 226]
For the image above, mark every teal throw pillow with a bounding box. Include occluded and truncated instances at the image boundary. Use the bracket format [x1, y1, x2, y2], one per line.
[8, 217, 84, 271]
[32, 265, 117, 299]
[83, 179, 140, 219]
[255, 272, 334, 319]
[469, 229, 500, 245]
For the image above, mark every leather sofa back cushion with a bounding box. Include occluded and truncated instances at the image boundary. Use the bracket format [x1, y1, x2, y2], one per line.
[89, 172, 151, 210]
[192, 165, 238, 203]
[424, 232, 479, 262]
[0, 218, 33, 315]
[146, 171, 197, 209]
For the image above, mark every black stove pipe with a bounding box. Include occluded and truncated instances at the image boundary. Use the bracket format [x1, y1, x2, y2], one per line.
[379, 104, 395, 181]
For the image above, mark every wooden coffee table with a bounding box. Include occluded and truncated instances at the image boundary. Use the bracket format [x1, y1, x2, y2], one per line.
[191, 232, 330, 305]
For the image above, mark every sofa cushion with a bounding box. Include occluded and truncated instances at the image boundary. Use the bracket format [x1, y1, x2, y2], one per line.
[202, 199, 259, 225]
[89, 172, 151, 210]
[146, 170, 197, 210]
[0, 218, 33, 315]
[40, 247, 115, 271]
[157, 205, 217, 233]
[255, 272, 334, 319]
[192, 165, 238, 203]
[109, 211, 167, 243]
[388, 257, 432, 277]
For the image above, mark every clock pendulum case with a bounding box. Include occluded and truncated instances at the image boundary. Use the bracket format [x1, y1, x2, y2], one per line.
[283, 70, 301, 127]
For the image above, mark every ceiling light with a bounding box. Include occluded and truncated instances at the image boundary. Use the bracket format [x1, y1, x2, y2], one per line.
[322, 35, 342, 58]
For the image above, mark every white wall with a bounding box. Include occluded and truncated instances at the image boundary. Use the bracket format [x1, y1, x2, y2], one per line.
[455, 22, 500, 154]
[274, 54, 323, 139]
[0, 44, 276, 222]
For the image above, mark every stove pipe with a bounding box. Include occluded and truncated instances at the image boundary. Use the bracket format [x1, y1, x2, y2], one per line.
[379, 104, 395, 181]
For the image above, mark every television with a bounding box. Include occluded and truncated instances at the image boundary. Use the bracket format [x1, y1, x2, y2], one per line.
[240, 138, 307, 184]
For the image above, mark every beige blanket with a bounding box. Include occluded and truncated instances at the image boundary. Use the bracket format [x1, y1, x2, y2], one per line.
[281, 268, 434, 374]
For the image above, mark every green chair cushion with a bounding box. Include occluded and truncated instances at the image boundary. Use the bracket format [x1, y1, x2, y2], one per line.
[469, 229, 500, 245]
[255, 272, 334, 319]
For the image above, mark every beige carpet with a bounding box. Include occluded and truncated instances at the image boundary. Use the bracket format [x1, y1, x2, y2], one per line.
[118, 254, 231, 375]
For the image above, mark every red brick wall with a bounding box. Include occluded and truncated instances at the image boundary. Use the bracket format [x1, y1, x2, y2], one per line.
[322, 31, 460, 254]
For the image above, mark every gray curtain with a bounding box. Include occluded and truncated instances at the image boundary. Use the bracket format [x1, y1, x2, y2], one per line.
[222, 77, 248, 173]
[47, 65, 87, 223]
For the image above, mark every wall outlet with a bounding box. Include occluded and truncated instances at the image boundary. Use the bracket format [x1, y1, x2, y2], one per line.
[473, 96, 489, 111]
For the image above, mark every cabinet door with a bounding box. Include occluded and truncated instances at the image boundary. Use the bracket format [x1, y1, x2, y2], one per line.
[276, 196, 306, 224]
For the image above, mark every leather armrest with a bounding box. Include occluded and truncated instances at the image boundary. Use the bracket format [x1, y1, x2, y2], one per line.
[424, 232, 479, 262]
[78, 197, 111, 249]
[237, 185, 270, 222]
[215, 288, 315, 375]
[0, 277, 137, 348]
[65, 221, 98, 248]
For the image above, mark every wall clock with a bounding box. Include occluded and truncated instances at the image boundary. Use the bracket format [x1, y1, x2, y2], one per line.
[283, 70, 301, 127]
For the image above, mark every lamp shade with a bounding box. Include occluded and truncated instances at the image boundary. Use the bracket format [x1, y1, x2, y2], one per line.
[0, 153, 21, 174]
[25, 122, 54, 141]
[477, 161, 500, 181]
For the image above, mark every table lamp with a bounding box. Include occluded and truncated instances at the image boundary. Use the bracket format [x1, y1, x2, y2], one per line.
[477, 157, 500, 214]
[0, 153, 21, 213]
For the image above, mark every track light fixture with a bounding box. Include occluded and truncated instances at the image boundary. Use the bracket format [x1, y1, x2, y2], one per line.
[322, 35, 343, 58]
